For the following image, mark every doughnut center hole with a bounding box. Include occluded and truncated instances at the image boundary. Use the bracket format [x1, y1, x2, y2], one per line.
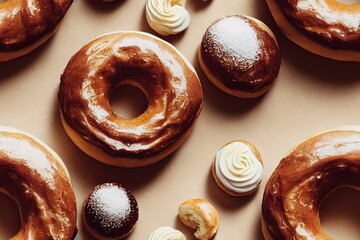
[336, 0, 360, 4]
[110, 84, 148, 119]
[0, 192, 21, 238]
[320, 188, 360, 239]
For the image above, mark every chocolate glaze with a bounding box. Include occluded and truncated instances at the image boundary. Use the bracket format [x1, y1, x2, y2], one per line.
[0, 0, 73, 51]
[0, 129, 77, 239]
[58, 32, 203, 159]
[200, 15, 281, 93]
[83, 183, 139, 239]
[275, 0, 360, 50]
[262, 130, 360, 239]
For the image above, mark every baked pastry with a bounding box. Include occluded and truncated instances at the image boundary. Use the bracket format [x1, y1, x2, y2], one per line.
[145, 0, 190, 36]
[212, 140, 264, 196]
[198, 15, 281, 98]
[262, 126, 360, 239]
[83, 183, 139, 240]
[266, 0, 360, 61]
[0, 126, 77, 239]
[0, 0, 73, 62]
[178, 198, 219, 240]
[59, 31, 203, 167]
[148, 226, 186, 240]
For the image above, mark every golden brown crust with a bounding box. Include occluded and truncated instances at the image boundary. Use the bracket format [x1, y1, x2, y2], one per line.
[211, 140, 263, 196]
[262, 128, 360, 240]
[198, 15, 280, 98]
[178, 198, 219, 240]
[59, 31, 203, 167]
[266, 0, 360, 61]
[0, 0, 73, 61]
[0, 126, 77, 240]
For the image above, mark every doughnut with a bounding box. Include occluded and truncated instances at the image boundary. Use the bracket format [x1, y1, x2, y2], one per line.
[58, 31, 203, 167]
[145, 0, 190, 36]
[178, 198, 219, 240]
[148, 226, 186, 240]
[83, 183, 139, 240]
[266, 0, 360, 61]
[261, 126, 360, 239]
[198, 15, 281, 98]
[0, 126, 77, 239]
[0, 0, 73, 62]
[211, 140, 264, 196]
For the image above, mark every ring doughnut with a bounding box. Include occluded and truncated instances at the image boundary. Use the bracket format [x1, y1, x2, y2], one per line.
[266, 0, 360, 61]
[0, 126, 77, 239]
[0, 0, 73, 62]
[262, 126, 360, 239]
[59, 31, 203, 167]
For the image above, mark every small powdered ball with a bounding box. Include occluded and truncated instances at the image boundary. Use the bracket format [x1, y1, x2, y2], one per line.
[83, 183, 139, 240]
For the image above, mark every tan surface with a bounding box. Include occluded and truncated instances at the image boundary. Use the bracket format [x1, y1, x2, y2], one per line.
[0, 0, 359, 239]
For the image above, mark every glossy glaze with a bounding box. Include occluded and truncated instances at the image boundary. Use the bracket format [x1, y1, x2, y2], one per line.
[0, 0, 73, 51]
[0, 127, 77, 240]
[200, 15, 281, 93]
[262, 130, 360, 240]
[275, 0, 360, 50]
[59, 32, 203, 160]
[83, 183, 139, 239]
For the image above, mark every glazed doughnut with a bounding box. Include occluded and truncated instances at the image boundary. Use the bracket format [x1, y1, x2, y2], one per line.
[0, 126, 77, 239]
[266, 0, 360, 61]
[262, 126, 360, 240]
[0, 0, 73, 62]
[211, 140, 264, 196]
[59, 31, 203, 167]
[178, 198, 219, 240]
[198, 15, 281, 98]
[83, 183, 139, 240]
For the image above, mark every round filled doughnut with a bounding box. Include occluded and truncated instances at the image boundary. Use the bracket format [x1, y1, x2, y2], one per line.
[83, 183, 139, 240]
[262, 126, 360, 239]
[0, 0, 73, 62]
[59, 31, 203, 168]
[198, 15, 281, 98]
[0, 126, 77, 239]
[266, 0, 360, 61]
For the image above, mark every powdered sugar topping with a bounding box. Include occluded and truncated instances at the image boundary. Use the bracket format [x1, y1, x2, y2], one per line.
[90, 185, 131, 223]
[207, 16, 261, 71]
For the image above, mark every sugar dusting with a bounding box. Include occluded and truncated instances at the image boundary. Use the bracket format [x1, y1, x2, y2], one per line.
[207, 16, 261, 71]
[89, 185, 131, 227]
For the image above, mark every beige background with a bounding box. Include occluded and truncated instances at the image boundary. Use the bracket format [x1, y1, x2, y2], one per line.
[1, 0, 360, 239]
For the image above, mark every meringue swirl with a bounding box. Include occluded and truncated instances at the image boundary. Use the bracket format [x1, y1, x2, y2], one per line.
[214, 141, 263, 194]
[145, 0, 190, 36]
[149, 227, 186, 240]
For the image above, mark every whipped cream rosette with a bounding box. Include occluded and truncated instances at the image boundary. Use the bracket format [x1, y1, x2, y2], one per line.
[146, 0, 190, 36]
[212, 140, 264, 196]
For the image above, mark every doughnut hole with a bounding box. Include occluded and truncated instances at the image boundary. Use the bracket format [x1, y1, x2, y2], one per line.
[0, 193, 21, 238]
[336, 0, 360, 4]
[110, 83, 149, 120]
[320, 188, 360, 240]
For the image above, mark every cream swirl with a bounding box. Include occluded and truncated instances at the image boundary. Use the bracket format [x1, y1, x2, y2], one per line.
[214, 141, 263, 194]
[145, 0, 190, 36]
[149, 227, 186, 240]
